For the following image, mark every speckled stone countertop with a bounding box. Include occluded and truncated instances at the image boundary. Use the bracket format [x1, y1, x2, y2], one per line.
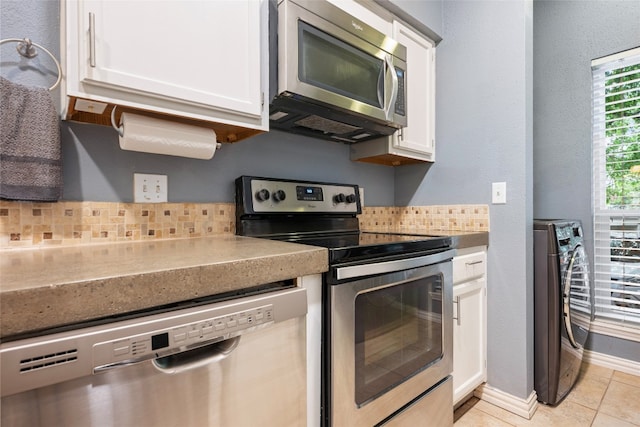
[360, 230, 489, 250]
[423, 231, 489, 249]
[0, 236, 328, 339]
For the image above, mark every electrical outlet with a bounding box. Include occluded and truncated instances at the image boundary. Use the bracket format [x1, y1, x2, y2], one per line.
[134, 173, 168, 203]
[492, 182, 506, 204]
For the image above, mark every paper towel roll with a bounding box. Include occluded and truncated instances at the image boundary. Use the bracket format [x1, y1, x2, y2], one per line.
[119, 112, 218, 159]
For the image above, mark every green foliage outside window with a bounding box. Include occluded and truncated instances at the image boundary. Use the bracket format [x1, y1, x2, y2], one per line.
[605, 63, 640, 208]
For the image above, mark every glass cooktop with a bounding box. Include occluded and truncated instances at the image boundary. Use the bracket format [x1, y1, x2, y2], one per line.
[273, 231, 452, 265]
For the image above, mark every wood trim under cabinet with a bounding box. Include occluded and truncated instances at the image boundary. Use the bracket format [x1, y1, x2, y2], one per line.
[64, 96, 265, 143]
[352, 152, 426, 166]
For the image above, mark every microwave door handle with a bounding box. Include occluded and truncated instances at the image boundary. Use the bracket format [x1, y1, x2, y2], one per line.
[384, 55, 399, 121]
[377, 60, 385, 109]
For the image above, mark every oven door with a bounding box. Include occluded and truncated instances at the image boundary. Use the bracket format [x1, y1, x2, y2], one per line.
[327, 252, 453, 426]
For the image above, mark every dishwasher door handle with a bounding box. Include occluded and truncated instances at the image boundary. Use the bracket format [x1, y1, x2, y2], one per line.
[152, 336, 241, 374]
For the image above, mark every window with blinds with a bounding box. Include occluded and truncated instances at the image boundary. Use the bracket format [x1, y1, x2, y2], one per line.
[592, 46, 640, 328]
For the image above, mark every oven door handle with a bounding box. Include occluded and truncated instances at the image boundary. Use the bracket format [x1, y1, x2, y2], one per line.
[335, 249, 456, 280]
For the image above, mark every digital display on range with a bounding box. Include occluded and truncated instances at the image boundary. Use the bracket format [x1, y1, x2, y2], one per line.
[151, 332, 169, 350]
[296, 185, 323, 201]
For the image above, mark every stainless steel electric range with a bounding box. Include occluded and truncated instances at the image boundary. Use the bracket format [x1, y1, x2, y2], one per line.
[236, 176, 455, 427]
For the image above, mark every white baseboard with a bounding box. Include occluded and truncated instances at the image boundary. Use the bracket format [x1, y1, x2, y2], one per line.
[471, 352, 638, 421]
[474, 384, 538, 420]
[589, 319, 640, 343]
[584, 349, 640, 376]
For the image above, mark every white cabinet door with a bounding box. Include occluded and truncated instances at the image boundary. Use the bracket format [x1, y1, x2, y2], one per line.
[391, 21, 435, 160]
[453, 278, 487, 405]
[64, 0, 266, 131]
[350, 19, 435, 165]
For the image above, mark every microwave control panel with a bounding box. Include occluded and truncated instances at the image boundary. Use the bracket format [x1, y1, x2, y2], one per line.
[395, 68, 406, 116]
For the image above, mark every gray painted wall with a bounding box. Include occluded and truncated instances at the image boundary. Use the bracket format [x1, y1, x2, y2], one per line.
[375, 0, 443, 43]
[533, 1, 640, 362]
[396, 0, 534, 400]
[1, 0, 395, 205]
[0, 0, 61, 109]
[61, 122, 396, 205]
[387, 0, 442, 36]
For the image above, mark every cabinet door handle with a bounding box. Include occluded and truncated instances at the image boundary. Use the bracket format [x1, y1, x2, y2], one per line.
[453, 296, 461, 325]
[465, 260, 483, 266]
[89, 12, 96, 68]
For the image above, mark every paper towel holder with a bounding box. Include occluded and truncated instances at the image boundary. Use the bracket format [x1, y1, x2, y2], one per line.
[111, 106, 125, 137]
[110, 106, 222, 150]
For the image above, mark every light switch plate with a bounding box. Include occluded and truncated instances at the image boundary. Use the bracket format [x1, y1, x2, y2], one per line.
[134, 173, 168, 203]
[492, 182, 506, 204]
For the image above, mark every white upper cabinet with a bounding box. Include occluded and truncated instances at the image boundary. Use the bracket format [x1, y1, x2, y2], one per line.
[61, 0, 268, 143]
[390, 21, 436, 161]
[351, 19, 436, 166]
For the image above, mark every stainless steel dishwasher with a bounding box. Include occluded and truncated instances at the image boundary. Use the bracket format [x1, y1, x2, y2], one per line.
[1, 284, 307, 427]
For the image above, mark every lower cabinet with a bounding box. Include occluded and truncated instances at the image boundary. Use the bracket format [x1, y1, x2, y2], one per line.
[452, 248, 487, 405]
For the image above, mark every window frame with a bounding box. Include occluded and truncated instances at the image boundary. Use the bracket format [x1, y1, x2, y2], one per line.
[591, 46, 640, 338]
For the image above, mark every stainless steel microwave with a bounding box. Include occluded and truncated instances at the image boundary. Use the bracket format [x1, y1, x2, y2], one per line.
[269, 0, 407, 143]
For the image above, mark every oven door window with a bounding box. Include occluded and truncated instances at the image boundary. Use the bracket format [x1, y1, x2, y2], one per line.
[354, 275, 443, 406]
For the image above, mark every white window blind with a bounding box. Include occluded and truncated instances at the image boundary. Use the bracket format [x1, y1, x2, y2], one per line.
[592, 46, 640, 327]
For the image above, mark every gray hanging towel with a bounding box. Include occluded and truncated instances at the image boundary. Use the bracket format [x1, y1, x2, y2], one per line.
[0, 76, 62, 201]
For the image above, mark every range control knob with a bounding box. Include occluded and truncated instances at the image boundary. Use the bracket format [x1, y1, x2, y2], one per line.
[334, 193, 346, 203]
[273, 190, 286, 202]
[346, 194, 357, 204]
[255, 189, 270, 202]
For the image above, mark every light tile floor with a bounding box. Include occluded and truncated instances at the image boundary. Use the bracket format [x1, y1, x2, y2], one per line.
[454, 364, 640, 427]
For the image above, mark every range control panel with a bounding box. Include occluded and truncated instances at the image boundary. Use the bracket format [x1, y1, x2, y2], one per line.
[93, 304, 273, 370]
[238, 176, 361, 214]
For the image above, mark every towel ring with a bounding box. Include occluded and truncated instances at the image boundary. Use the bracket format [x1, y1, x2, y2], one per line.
[0, 37, 62, 91]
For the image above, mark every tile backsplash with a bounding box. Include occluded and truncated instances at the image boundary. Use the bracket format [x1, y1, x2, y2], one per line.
[0, 201, 235, 248]
[0, 201, 489, 249]
[359, 205, 490, 234]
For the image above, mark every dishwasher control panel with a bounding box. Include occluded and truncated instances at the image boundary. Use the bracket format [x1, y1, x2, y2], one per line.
[93, 304, 274, 370]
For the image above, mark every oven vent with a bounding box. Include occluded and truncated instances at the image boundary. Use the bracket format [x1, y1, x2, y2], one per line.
[19, 349, 78, 372]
